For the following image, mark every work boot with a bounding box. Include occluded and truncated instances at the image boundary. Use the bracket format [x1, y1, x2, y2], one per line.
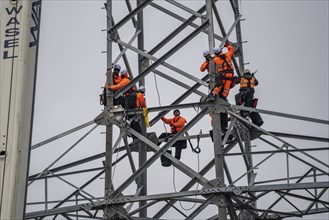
[161, 150, 172, 167]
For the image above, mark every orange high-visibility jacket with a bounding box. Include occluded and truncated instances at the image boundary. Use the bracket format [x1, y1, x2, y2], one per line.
[106, 77, 136, 94]
[161, 116, 187, 134]
[240, 76, 258, 90]
[200, 60, 209, 72]
[136, 92, 146, 108]
[214, 45, 235, 73]
[113, 75, 122, 85]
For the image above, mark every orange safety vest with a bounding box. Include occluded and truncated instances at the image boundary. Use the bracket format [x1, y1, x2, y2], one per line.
[214, 45, 235, 73]
[240, 76, 256, 89]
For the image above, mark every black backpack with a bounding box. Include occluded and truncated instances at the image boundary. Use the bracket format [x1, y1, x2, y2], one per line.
[125, 91, 137, 109]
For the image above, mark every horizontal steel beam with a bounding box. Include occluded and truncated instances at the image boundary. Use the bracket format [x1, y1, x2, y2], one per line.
[25, 181, 329, 218]
[31, 120, 95, 150]
[233, 105, 329, 125]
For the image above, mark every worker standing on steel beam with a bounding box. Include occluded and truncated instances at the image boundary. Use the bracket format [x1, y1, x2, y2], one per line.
[235, 69, 263, 127]
[125, 86, 148, 141]
[212, 43, 236, 100]
[158, 110, 187, 167]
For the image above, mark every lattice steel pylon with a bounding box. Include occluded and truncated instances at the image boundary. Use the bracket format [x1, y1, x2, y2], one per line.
[25, 1, 329, 219]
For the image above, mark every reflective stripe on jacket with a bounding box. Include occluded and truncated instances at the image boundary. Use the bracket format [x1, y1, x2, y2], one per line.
[214, 45, 235, 72]
[240, 76, 257, 90]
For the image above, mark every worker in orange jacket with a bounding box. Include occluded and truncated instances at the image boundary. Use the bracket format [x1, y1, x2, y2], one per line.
[235, 69, 263, 126]
[212, 43, 235, 99]
[106, 69, 136, 95]
[100, 64, 123, 106]
[125, 86, 147, 141]
[136, 86, 147, 108]
[159, 110, 187, 166]
[200, 50, 210, 72]
[112, 64, 122, 84]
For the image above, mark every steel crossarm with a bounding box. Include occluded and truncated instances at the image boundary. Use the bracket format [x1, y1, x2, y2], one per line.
[286, 207, 329, 217]
[227, 110, 329, 173]
[31, 120, 95, 150]
[25, 182, 329, 218]
[232, 105, 329, 125]
[259, 137, 329, 175]
[28, 125, 98, 186]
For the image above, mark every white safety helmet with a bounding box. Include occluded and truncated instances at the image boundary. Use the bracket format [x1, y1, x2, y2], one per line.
[114, 64, 121, 71]
[203, 50, 210, 57]
[120, 69, 129, 77]
[244, 69, 251, 75]
[139, 86, 146, 93]
[213, 47, 221, 55]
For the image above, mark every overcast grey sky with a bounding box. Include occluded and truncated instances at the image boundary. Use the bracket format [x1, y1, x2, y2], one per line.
[28, 0, 328, 219]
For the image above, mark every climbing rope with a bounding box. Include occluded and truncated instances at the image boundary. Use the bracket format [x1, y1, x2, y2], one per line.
[151, 60, 202, 211]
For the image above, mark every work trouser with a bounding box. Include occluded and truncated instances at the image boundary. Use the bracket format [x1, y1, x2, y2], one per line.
[212, 72, 233, 98]
[237, 90, 254, 118]
[158, 133, 186, 160]
[241, 91, 254, 108]
[126, 109, 142, 140]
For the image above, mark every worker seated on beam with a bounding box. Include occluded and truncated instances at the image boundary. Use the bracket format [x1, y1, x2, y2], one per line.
[235, 69, 263, 127]
[100, 64, 125, 107]
[125, 86, 148, 141]
[158, 109, 187, 167]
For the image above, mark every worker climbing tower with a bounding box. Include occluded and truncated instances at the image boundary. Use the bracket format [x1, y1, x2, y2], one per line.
[6, 0, 327, 219]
